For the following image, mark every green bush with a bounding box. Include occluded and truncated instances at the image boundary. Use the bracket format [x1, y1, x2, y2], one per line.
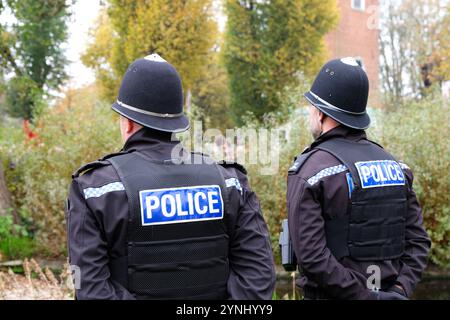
[0, 236, 35, 260]
[1, 86, 121, 256]
[0, 214, 28, 239]
[379, 96, 450, 267]
[4, 76, 45, 120]
[0, 214, 34, 260]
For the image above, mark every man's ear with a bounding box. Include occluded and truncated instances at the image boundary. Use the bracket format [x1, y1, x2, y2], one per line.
[125, 118, 135, 134]
[318, 110, 326, 123]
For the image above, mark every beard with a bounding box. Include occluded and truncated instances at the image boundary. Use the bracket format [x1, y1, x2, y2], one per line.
[308, 106, 322, 140]
[311, 129, 321, 140]
[309, 121, 322, 140]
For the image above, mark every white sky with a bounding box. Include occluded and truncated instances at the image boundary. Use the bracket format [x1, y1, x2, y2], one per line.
[65, 0, 102, 88]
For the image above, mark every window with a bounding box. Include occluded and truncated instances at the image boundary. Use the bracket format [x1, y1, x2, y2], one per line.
[352, 0, 365, 11]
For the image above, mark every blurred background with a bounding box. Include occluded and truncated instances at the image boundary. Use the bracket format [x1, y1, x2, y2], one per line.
[0, 0, 448, 299]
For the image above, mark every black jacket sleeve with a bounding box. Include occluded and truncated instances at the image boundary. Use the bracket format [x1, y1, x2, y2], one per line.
[394, 168, 431, 297]
[66, 179, 135, 300]
[226, 169, 276, 300]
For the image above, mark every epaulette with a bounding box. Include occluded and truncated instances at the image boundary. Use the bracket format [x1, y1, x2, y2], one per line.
[218, 161, 247, 175]
[288, 148, 317, 175]
[72, 150, 132, 179]
[399, 162, 410, 171]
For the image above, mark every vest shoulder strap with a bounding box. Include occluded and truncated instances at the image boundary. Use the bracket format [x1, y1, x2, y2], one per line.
[288, 149, 317, 175]
[365, 137, 385, 149]
[218, 161, 247, 175]
[72, 160, 107, 179]
[72, 150, 134, 178]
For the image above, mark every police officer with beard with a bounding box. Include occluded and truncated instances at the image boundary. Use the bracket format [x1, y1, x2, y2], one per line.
[287, 58, 431, 300]
[66, 54, 276, 300]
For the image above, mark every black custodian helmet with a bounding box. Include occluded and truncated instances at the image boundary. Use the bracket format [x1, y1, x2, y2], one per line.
[112, 54, 189, 133]
[304, 57, 370, 130]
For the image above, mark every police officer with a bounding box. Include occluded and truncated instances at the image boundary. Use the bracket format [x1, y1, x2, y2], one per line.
[66, 54, 276, 300]
[287, 57, 431, 300]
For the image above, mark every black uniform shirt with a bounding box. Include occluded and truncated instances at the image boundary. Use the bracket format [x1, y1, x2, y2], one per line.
[287, 126, 431, 299]
[66, 128, 276, 300]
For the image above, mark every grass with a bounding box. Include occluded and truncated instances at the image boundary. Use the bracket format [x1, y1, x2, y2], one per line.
[0, 236, 35, 260]
[0, 258, 74, 300]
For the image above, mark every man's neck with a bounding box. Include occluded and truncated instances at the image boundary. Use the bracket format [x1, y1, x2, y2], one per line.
[321, 120, 340, 134]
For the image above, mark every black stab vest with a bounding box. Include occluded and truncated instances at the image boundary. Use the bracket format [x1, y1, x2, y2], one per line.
[107, 151, 230, 299]
[314, 138, 407, 261]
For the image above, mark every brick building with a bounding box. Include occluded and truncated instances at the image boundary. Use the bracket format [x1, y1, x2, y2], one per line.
[325, 0, 380, 106]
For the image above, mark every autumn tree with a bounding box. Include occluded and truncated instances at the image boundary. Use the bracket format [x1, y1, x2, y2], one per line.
[223, 0, 339, 124]
[380, 0, 450, 106]
[81, 10, 116, 101]
[83, 0, 218, 110]
[0, 0, 72, 120]
[191, 47, 233, 130]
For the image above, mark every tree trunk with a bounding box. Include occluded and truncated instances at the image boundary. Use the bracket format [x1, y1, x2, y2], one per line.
[0, 160, 12, 216]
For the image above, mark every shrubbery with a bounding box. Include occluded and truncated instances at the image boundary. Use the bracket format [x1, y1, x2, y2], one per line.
[1, 86, 121, 256]
[0, 88, 448, 267]
[0, 214, 34, 260]
[379, 96, 450, 267]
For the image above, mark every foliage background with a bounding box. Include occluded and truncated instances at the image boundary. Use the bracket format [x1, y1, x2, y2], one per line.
[0, 85, 121, 256]
[379, 96, 450, 267]
[223, 0, 338, 124]
[0, 0, 71, 120]
[1, 88, 448, 267]
[0, 0, 448, 273]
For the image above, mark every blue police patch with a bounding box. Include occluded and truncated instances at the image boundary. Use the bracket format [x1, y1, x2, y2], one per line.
[355, 160, 405, 189]
[346, 173, 354, 198]
[139, 185, 224, 226]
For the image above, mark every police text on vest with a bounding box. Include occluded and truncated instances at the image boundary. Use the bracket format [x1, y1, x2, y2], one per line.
[355, 160, 405, 189]
[139, 185, 224, 226]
